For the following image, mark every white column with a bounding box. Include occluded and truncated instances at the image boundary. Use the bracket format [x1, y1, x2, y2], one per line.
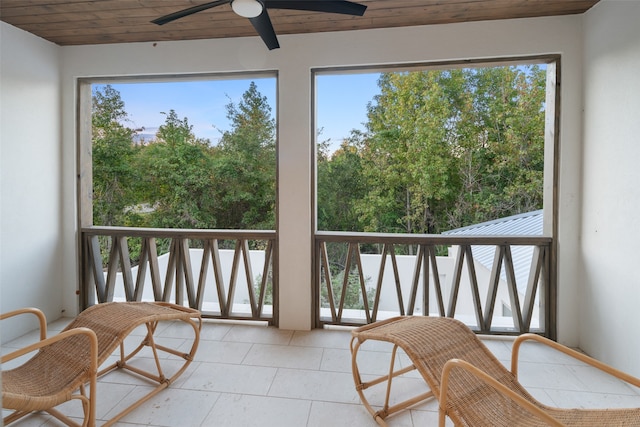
[276, 65, 313, 330]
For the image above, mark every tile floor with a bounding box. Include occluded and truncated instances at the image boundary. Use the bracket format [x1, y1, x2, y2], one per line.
[3, 317, 640, 427]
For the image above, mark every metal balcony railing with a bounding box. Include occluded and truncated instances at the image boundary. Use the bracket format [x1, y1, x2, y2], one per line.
[81, 227, 277, 325]
[80, 227, 555, 337]
[314, 232, 554, 337]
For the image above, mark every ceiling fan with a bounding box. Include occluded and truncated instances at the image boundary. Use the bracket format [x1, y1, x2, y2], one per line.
[152, 0, 367, 50]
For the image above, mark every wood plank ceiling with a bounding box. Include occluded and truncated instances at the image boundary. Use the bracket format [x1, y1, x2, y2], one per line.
[1, 0, 599, 47]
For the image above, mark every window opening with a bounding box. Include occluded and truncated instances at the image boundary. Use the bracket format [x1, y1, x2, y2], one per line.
[79, 74, 278, 320]
[313, 58, 558, 333]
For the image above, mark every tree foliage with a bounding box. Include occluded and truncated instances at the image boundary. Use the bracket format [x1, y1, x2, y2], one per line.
[92, 65, 546, 239]
[91, 82, 276, 231]
[211, 82, 276, 229]
[138, 110, 217, 229]
[317, 135, 368, 232]
[317, 65, 547, 234]
[92, 85, 140, 226]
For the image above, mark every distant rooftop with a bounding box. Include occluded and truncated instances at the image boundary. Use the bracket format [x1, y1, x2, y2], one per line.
[443, 210, 544, 294]
[443, 209, 543, 237]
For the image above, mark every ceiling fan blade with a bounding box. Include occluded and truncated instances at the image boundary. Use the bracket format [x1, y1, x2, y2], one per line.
[264, 1, 366, 16]
[152, 0, 231, 25]
[249, 9, 280, 50]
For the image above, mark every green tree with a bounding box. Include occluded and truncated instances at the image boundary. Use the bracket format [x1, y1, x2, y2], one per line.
[317, 132, 368, 232]
[446, 65, 547, 227]
[138, 110, 218, 229]
[211, 82, 276, 230]
[325, 65, 547, 234]
[358, 71, 462, 234]
[92, 85, 140, 226]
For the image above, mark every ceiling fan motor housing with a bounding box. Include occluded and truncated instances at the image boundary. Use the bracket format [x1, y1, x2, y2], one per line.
[231, 0, 264, 18]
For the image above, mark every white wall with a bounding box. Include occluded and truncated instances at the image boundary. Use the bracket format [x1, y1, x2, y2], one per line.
[58, 16, 586, 335]
[0, 23, 63, 340]
[581, 0, 640, 376]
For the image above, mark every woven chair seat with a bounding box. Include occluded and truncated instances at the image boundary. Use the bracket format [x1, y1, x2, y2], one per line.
[350, 316, 640, 426]
[3, 333, 94, 411]
[2, 302, 201, 427]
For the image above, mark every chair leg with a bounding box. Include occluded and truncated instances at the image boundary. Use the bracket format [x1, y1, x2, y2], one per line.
[350, 336, 434, 426]
[3, 410, 31, 426]
[99, 316, 200, 427]
[47, 407, 85, 427]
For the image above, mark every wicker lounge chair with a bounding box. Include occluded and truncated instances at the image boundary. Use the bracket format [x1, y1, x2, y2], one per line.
[2, 302, 201, 427]
[350, 316, 640, 426]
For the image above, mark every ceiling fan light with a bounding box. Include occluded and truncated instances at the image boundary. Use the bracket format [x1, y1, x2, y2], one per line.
[231, 0, 263, 18]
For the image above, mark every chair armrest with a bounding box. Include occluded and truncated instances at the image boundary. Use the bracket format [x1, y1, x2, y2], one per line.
[2, 326, 98, 366]
[511, 334, 640, 389]
[439, 358, 565, 427]
[0, 307, 47, 341]
[2, 327, 99, 426]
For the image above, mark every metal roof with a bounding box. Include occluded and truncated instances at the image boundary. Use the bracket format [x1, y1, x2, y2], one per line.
[443, 210, 543, 294]
[443, 210, 543, 237]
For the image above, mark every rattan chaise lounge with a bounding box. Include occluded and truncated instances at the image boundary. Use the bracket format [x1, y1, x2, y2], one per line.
[350, 316, 640, 426]
[2, 302, 201, 427]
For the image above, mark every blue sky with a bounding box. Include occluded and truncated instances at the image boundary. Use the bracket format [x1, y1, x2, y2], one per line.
[102, 78, 276, 144]
[316, 72, 380, 147]
[97, 72, 381, 151]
